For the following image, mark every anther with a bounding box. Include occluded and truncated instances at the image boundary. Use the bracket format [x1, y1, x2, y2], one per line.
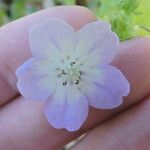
[78, 71, 83, 75]
[63, 81, 67, 86]
[70, 61, 76, 66]
[62, 69, 67, 75]
[75, 80, 79, 85]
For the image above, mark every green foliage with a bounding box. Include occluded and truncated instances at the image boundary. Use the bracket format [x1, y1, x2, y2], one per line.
[116, 0, 140, 14]
[92, 0, 150, 41]
[134, 0, 150, 36]
[10, 0, 26, 20]
[0, 0, 149, 41]
[109, 11, 137, 41]
[0, 4, 8, 26]
[96, 0, 140, 41]
[54, 0, 75, 5]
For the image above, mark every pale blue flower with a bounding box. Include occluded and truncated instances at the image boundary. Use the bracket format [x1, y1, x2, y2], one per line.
[16, 18, 130, 131]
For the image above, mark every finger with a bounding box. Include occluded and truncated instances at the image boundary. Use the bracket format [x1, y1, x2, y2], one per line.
[0, 97, 84, 150]
[0, 6, 96, 105]
[0, 4, 148, 149]
[0, 38, 150, 150]
[113, 37, 150, 105]
[71, 98, 150, 150]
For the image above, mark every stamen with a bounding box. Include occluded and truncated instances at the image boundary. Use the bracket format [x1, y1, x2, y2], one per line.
[70, 61, 76, 66]
[59, 58, 85, 86]
[78, 71, 83, 75]
[63, 81, 67, 86]
[75, 80, 79, 85]
[62, 69, 67, 75]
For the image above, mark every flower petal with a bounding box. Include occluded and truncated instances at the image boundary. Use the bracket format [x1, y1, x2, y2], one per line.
[80, 65, 130, 109]
[44, 86, 88, 131]
[85, 82, 123, 109]
[16, 58, 56, 101]
[98, 65, 130, 96]
[29, 23, 58, 57]
[76, 20, 119, 64]
[29, 18, 76, 57]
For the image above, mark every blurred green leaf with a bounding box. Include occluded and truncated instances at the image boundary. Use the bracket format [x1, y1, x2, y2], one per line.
[26, 5, 39, 14]
[54, 0, 75, 5]
[110, 11, 137, 41]
[115, 0, 140, 13]
[63, 0, 75, 5]
[0, 3, 8, 26]
[96, 0, 149, 41]
[133, 0, 150, 36]
[0, 0, 149, 40]
[10, 0, 26, 20]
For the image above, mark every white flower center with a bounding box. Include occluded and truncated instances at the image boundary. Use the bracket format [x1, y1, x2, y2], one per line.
[56, 56, 86, 87]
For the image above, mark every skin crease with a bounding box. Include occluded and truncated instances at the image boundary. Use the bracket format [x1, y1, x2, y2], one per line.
[0, 6, 150, 150]
[71, 98, 150, 150]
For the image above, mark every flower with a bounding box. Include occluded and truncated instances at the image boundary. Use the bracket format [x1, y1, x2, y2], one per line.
[16, 18, 130, 131]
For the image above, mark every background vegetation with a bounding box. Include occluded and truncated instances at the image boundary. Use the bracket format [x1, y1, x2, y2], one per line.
[0, 0, 149, 41]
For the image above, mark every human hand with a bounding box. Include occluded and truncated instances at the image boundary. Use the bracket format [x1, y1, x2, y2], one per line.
[0, 6, 150, 150]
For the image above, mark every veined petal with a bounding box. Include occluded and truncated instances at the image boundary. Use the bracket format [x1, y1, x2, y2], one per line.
[16, 58, 56, 101]
[86, 82, 123, 109]
[16, 57, 59, 78]
[29, 18, 76, 57]
[80, 65, 130, 109]
[99, 65, 130, 96]
[44, 86, 88, 131]
[29, 23, 59, 57]
[87, 65, 130, 96]
[76, 20, 119, 64]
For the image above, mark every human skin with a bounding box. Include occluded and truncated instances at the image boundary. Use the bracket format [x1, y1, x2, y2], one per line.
[0, 6, 149, 150]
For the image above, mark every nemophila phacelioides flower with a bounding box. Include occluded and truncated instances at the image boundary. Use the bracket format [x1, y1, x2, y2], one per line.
[16, 18, 130, 131]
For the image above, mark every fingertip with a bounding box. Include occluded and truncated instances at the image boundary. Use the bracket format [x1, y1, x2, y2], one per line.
[1, 6, 96, 31]
[0, 6, 96, 105]
[48, 6, 97, 30]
